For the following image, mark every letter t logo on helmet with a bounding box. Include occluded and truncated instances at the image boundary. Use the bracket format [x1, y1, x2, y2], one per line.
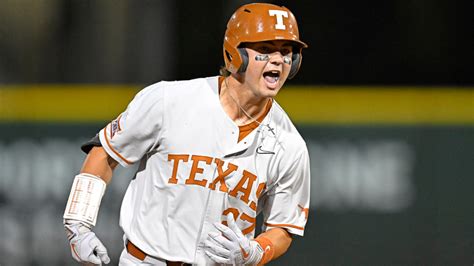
[268, 10, 289, 30]
[223, 3, 308, 79]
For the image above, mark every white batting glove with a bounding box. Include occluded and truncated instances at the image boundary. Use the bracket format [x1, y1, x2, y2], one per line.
[205, 214, 263, 265]
[64, 221, 110, 265]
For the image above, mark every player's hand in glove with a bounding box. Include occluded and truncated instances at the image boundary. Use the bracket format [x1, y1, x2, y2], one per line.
[64, 221, 110, 265]
[205, 214, 264, 265]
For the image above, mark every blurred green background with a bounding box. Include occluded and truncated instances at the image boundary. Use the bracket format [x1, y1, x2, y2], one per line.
[0, 0, 472, 265]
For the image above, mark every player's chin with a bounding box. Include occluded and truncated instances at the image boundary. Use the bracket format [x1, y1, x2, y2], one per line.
[261, 81, 283, 97]
[259, 87, 281, 99]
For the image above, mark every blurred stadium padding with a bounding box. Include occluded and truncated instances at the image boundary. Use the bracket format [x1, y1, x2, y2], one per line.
[1, 85, 472, 124]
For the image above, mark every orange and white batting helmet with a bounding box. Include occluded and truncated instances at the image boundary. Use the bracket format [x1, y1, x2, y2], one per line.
[223, 3, 308, 79]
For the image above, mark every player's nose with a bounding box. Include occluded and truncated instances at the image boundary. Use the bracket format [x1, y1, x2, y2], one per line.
[268, 52, 285, 65]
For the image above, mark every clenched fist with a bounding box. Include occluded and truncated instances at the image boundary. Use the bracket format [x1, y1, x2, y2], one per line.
[64, 222, 110, 265]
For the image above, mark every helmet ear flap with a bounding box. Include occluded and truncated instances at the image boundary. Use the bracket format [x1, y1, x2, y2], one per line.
[238, 48, 249, 73]
[288, 51, 302, 79]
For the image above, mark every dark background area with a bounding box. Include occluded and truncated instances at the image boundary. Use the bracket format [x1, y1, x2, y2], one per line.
[176, 0, 474, 85]
[0, 0, 472, 85]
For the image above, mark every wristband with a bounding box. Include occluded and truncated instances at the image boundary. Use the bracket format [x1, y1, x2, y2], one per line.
[63, 173, 106, 227]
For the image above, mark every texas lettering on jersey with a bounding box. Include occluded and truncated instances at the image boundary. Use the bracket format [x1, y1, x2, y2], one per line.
[167, 153, 266, 235]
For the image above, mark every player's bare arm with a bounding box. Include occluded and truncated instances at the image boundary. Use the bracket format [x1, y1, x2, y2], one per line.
[81, 146, 118, 184]
[256, 227, 292, 261]
[62, 146, 118, 265]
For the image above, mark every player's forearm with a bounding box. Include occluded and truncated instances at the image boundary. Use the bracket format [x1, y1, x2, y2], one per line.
[256, 227, 292, 263]
[64, 146, 116, 226]
[64, 147, 114, 264]
[80, 146, 118, 184]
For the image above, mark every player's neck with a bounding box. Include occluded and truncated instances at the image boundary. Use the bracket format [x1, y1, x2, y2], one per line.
[220, 76, 270, 126]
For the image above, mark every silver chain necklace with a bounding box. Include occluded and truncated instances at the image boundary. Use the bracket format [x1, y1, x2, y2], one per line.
[224, 77, 264, 126]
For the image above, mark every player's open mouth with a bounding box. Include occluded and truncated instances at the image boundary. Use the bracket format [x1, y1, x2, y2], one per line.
[263, 70, 280, 84]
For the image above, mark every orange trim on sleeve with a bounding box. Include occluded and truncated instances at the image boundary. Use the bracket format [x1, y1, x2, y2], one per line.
[264, 222, 304, 231]
[298, 204, 309, 220]
[102, 126, 133, 165]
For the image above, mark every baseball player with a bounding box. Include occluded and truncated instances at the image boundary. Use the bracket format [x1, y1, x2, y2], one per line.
[63, 3, 310, 265]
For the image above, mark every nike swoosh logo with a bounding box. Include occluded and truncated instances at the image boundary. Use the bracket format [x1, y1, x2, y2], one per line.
[256, 145, 275, 155]
[240, 245, 249, 259]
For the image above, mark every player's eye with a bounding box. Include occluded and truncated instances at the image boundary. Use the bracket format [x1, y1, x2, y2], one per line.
[280, 48, 292, 56]
[257, 46, 271, 54]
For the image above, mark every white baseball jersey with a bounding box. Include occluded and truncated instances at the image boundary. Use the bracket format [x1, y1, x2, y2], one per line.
[98, 76, 310, 264]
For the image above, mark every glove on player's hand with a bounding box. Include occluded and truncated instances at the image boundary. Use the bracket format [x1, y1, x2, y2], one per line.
[205, 214, 263, 265]
[64, 222, 110, 265]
